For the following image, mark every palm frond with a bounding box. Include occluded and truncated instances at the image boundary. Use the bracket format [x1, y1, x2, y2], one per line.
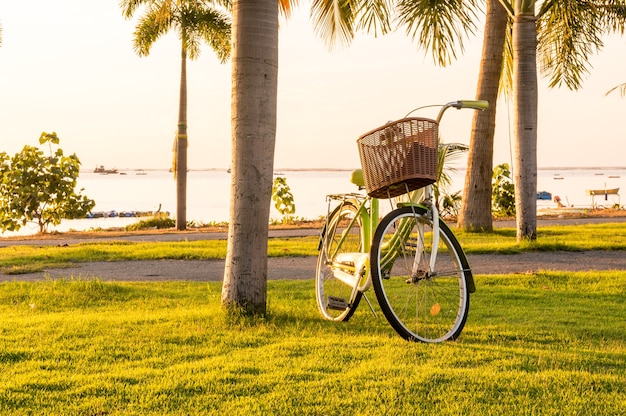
[123, 0, 231, 61]
[596, 0, 626, 34]
[395, 0, 482, 67]
[310, 0, 356, 48]
[606, 83, 626, 97]
[120, 0, 148, 20]
[537, 0, 604, 90]
[195, 9, 232, 61]
[537, 0, 626, 90]
[500, 16, 514, 97]
[279, 0, 298, 18]
[179, 5, 231, 61]
[354, 0, 392, 37]
[133, 8, 172, 56]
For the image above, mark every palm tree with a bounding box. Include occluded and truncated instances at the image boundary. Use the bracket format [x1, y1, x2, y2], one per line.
[458, 0, 508, 232]
[458, 1, 626, 239]
[221, 0, 297, 315]
[494, 0, 626, 241]
[120, 0, 231, 231]
[221, 0, 390, 315]
[221, 0, 278, 315]
[495, 1, 539, 241]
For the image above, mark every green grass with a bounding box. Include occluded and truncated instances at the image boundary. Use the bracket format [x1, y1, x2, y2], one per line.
[456, 221, 626, 253]
[2, 222, 626, 274]
[1, 272, 625, 415]
[0, 237, 315, 274]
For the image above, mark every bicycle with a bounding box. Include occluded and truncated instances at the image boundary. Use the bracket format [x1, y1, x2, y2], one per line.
[315, 100, 488, 343]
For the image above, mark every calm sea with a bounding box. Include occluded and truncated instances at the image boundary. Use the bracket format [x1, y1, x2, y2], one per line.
[2, 167, 625, 236]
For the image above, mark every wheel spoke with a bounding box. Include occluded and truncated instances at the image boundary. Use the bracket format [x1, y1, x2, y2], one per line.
[371, 206, 470, 342]
[315, 200, 364, 322]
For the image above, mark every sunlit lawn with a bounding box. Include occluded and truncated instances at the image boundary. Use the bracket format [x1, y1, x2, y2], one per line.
[1, 221, 625, 413]
[1, 271, 625, 415]
[1, 222, 626, 275]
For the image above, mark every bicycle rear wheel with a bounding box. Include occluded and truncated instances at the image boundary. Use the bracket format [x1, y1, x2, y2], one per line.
[316, 200, 365, 321]
[370, 206, 471, 342]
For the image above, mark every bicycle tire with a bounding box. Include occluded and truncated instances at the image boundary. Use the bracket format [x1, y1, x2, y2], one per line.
[316, 200, 365, 321]
[370, 205, 471, 342]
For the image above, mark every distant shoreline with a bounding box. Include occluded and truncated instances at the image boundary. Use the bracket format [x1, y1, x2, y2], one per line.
[81, 166, 626, 173]
[81, 168, 356, 173]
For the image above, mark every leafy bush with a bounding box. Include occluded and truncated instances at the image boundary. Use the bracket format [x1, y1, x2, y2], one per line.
[0, 132, 95, 233]
[492, 163, 516, 217]
[272, 176, 296, 223]
[125, 213, 175, 230]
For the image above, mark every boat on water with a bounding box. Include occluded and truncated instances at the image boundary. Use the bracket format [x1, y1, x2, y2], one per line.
[536, 190, 552, 200]
[586, 187, 620, 206]
[586, 187, 620, 196]
[94, 165, 119, 175]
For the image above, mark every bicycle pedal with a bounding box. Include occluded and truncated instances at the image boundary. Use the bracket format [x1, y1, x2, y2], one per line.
[327, 296, 349, 310]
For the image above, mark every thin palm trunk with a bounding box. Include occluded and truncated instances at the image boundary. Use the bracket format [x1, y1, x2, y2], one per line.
[176, 47, 188, 230]
[222, 0, 278, 315]
[458, 0, 507, 232]
[512, 10, 538, 240]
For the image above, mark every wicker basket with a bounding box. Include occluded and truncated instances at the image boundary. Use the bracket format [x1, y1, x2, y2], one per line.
[357, 117, 438, 199]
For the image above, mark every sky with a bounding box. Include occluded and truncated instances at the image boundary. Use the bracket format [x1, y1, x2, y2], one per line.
[0, 1, 625, 171]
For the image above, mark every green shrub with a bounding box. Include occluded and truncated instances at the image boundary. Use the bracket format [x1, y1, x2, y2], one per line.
[272, 176, 296, 223]
[125, 213, 175, 230]
[492, 163, 516, 217]
[0, 132, 95, 233]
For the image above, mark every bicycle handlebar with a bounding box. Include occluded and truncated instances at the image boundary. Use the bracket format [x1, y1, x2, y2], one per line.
[436, 99, 489, 123]
[452, 100, 489, 110]
[404, 99, 489, 120]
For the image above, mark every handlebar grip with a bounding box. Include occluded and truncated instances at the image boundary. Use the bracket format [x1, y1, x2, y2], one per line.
[458, 100, 489, 110]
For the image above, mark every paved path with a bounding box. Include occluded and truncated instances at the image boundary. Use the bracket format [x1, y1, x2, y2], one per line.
[2, 215, 625, 247]
[2, 217, 626, 282]
[2, 251, 625, 283]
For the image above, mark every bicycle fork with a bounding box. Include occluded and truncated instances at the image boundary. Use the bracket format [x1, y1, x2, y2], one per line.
[395, 187, 440, 281]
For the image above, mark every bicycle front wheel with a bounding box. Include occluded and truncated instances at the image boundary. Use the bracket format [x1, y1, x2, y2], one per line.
[370, 206, 471, 342]
[316, 200, 365, 322]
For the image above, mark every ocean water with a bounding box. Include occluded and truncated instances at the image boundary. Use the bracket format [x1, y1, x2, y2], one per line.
[2, 167, 625, 236]
[535, 168, 624, 209]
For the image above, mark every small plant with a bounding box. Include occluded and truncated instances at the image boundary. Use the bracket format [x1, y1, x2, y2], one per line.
[440, 190, 462, 219]
[187, 220, 229, 229]
[492, 163, 516, 217]
[272, 176, 296, 223]
[435, 142, 468, 214]
[125, 213, 175, 230]
[0, 132, 95, 234]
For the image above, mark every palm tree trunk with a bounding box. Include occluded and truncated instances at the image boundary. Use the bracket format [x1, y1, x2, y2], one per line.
[512, 10, 538, 240]
[222, 0, 278, 315]
[176, 47, 188, 231]
[458, 0, 507, 232]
